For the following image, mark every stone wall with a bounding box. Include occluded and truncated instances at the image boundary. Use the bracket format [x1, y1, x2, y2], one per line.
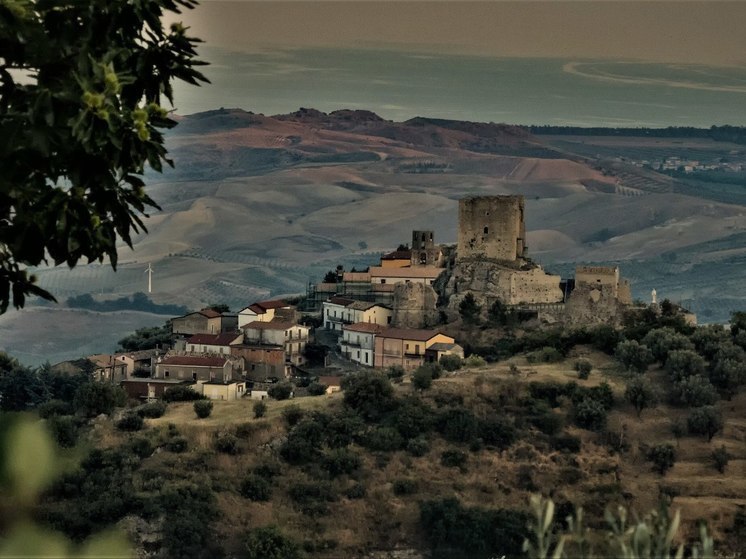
[391, 282, 440, 329]
[563, 282, 626, 327]
[410, 230, 443, 267]
[457, 195, 526, 263]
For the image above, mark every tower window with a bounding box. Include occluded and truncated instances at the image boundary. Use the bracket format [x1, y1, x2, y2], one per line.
[483, 226, 489, 235]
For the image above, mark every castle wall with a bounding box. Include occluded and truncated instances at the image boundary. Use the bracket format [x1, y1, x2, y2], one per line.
[575, 266, 620, 297]
[508, 267, 564, 305]
[457, 196, 526, 262]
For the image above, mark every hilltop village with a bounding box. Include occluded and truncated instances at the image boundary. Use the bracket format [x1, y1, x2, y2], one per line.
[50, 195, 676, 402]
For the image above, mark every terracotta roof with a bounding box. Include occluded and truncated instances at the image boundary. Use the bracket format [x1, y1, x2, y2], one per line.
[88, 354, 125, 368]
[198, 308, 222, 318]
[186, 333, 242, 346]
[427, 342, 463, 352]
[342, 272, 371, 282]
[115, 349, 162, 361]
[344, 322, 386, 334]
[381, 250, 411, 260]
[242, 319, 294, 331]
[368, 266, 444, 279]
[241, 299, 290, 314]
[318, 376, 342, 387]
[159, 356, 228, 367]
[347, 301, 384, 311]
[379, 327, 444, 342]
[327, 296, 355, 307]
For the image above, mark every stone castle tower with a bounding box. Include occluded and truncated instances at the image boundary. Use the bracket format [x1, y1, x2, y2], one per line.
[457, 195, 526, 263]
[410, 230, 442, 267]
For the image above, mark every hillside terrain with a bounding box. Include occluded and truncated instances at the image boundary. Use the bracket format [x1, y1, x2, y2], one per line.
[3, 109, 746, 364]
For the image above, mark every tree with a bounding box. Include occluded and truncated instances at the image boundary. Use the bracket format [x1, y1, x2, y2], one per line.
[574, 358, 592, 380]
[341, 371, 395, 422]
[412, 367, 433, 391]
[573, 398, 607, 431]
[665, 349, 707, 382]
[0, 0, 208, 312]
[439, 354, 462, 372]
[687, 406, 723, 441]
[458, 293, 482, 324]
[268, 382, 292, 400]
[322, 270, 338, 283]
[614, 340, 654, 373]
[193, 399, 213, 419]
[625, 376, 658, 417]
[253, 400, 267, 418]
[712, 445, 730, 473]
[73, 381, 126, 417]
[647, 443, 676, 475]
[671, 375, 718, 407]
[642, 328, 693, 364]
[244, 526, 301, 559]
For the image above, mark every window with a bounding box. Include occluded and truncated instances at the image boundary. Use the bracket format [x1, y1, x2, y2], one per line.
[357, 351, 360, 359]
[364, 353, 369, 364]
[380, 279, 386, 284]
[164, 370, 170, 378]
[405, 343, 409, 351]
[192, 372, 197, 381]
[483, 226, 489, 235]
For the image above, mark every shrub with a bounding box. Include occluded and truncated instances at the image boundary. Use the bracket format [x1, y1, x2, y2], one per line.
[625, 376, 658, 417]
[282, 405, 304, 427]
[516, 464, 538, 491]
[412, 367, 433, 391]
[391, 397, 436, 439]
[240, 475, 272, 501]
[130, 437, 154, 458]
[362, 427, 404, 452]
[642, 327, 694, 363]
[406, 436, 430, 457]
[647, 443, 676, 475]
[342, 371, 395, 421]
[137, 401, 166, 418]
[268, 382, 293, 400]
[665, 349, 707, 382]
[116, 413, 144, 432]
[440, 449, 468, 471]
[321, 448, 361, 477]
[73, 381, 127, 417]
[38, 399, 73, 418]
[687, 406, 723, 441]
[439, 354, 463, 372]
[463, 354, 486, 368]
[574, 358, 592, 379]
[307, 382, 327, 396]
[526, 347, 563, 364]
[392, 478, 418, 496]
[574, 398, 607, 431]
[166, 436, 188, 453]
[214, 433, 239, 455]
[528, 381, 566, 408]
[528, 410, 564, 436]
[478, 417, 517, 449]
[386, 365, 405, 380]
[244, 526, 301, 559]
[550, 434, 581, 453]
[437, 407, 479, 443]
[459, 292, 482, 324]
[671, 375, 718, 407]
[253, 401, 267, 418]
[193, 400, 213, 419]
[280, 420, 324, 464]
[712, 445, 730, 473]
[163, 385, 204, 402]
[345, 483, 367, 499]
[614, 340, 654, 373]
[288, 482, 336, 515]
[47, 415, 79, 448]
[253, 459, 282, 480]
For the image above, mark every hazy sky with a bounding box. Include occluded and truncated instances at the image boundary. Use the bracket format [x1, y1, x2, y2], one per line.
[167, 1, 746, 66]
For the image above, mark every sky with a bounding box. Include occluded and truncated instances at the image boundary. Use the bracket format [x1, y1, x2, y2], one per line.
[166, 1, 746, 66]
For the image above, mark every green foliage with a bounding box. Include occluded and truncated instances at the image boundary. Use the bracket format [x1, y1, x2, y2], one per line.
[642, 327, 694, 364]
[115, 413, 143, 432]
[526, 346, 564, 364]
[647, 443, 676, 475]
[245, 526, 301, 559]
[73, 382, 126, 417]
[282, 405, 304, 427]
[240, 475, 272, 501]
[321, 448, 362, 478]
[687, 406, 723, 441]
[0, 356, 52, 411]
[392, 478, 418, 496]
[345, 483, 367, 499]
[478, 416, 517, 449]
[362, 426, 405, 452]
[163, 385, 205, 402]
[709, 342, 746, 397]
[0, 0, 208, 311]
[691, 324, 730, 360]
[38, 399, 74, 418]
[614, 340, 654, 373]
[166, 436, 188, 453]
[406, 436, 431, 457]
[342, 371, 395, 421]
[129, 437, 154, 459]
[193, 399, 213, 419]
[288, 481, 337, 515]
[550, 434, 581, 453]
[574, 358, 592, 379]
[670, 375, 718, 407]
[436, 407, 479, 443]
[117, 323, 174, 352]
[136, 401, 166, 418]
[589, 324, 622, 354]
[624, 376, 658, 417]
[268, 382, 293, 400]
[712, 445, 730, 473]
[214, 433, 239, 455]
[440, 449, 468, 471]
[573, 398, 607, 431]
[158, 481, 223, 559]
[307, 382, 327, 396]
[463, 354, 487, 368]
[389, 397, 436, 439]
[46, 415, 80, 448]
[458, 293, 482, 324]
[664, 349, 706, 382]
[386, 365, 405, 381]
[439, 354, 463, 372]
[280, 419, 324, 464]
[253, 400, 267, 418]
[412, 367, 433, 390]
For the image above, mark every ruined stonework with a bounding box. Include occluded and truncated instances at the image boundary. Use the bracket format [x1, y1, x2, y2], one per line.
[391, 282, 440, 329]
[410, 230, 443, 267]
[563, 265, 632, 326]
[457, 195, 526, 263]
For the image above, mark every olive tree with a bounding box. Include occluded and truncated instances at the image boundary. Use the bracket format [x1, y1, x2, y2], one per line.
[0, 0, 208, 312]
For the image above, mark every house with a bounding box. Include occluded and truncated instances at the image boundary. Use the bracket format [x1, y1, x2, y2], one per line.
[88, 354, 129, 383]
[322, 296, 356, 331]
[114, 348, 166, 378]
[318, 376, 342, 395]
[323, 298, 393, 331]
[185, 332, 244, 355]
[368, 266, 444, 286]
[154, 355, 232, 383]
[242, 319, 310, 367]
[374, 328, 457, 370]
[380, 249, 412, 268]
[171, 308, 238, 336]
[425, 342, 465, 364]
[237, 299, 293, 329]
[120, 378, 196, 401]
[340, 322, 385, 367]
[197, 380, 247, 401]
[230, 344, 288, 382]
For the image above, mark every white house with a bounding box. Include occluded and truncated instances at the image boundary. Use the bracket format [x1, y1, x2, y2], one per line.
[185, 332, 244, 355]
[237, 299, 292, 329]
[322, 297, 392, 331]
[322, 296, 355, 331]
[340, 322, 385, 367]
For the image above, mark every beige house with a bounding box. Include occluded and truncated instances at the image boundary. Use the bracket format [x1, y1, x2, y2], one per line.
[185, 332, 244, 355]
[374, 328, 456, 370]
[340, 322, 385, 367]
[154, 355, 232, 382]
[237, 299, 292, 329]
[197, 380, 247, 401]
[323, 297, 393, 331]
[425, 342, 465, 364]
[88, 354, 129, 383]
[171, 309, 238, 336]
[242, 320, 310, 366]
[368, 266, 444, 287]
[113, 349, 165, 378]
[379, 249, 412, 268]
[318, 376, 342, 395]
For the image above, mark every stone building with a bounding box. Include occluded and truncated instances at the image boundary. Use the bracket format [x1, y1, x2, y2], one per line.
[457, 195, 526, 263]
[410, 230, 443, 267]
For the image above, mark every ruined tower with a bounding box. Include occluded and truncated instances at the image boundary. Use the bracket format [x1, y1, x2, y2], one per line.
[457, 195, 526, 263]
[410, 230, 443, 267]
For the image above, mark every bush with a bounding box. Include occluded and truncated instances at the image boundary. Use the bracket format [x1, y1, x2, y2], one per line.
[253, 459, 283, 480]
[240, 475, 272, 501]
[282, 405, 304, 427]
[116, 413, 144, 432]
[137, 401, 166, 418]
[392, 478, 418, 496]
[194, 400, 213, 419]
[406, 436, 430, 457]
[550, 434, 581, 453]
[130, 437, 154, 458]
[516, 464, 538, 491]
[166, 436, 188, 453]
[712, 445, 730, 473]
[625, 376, 658, 417]
[163, 385, 204, 402]
[574, 398, 607, 431]
[642, 327, 694, 364]
[288, 481, 337, 515]
[47, 415, 79, 448]
[614, 340, 654, 373]
[647, 443, 676, 475]
[439, 354, 463, 372]
[463, 354, 486, 368]
[214, 433, 239, 454]
[671, 375, 719, 407]
[412, 367, 433, 391]
[665, 349, 707, 382]
[687, 406, 723, 441]
[574, 358, 592, 379]
[478, 417, 517, 449]
[362, 427, 404, 452]
[321, 448, 361, 477]
[342, 371, 395, 421]
[307, 382, 327, 396]
[73, 381, 127, 417]
[526, 347, 563, 364]
[280, 420, 324, 464]
[440, 449, 468, 471]
[38, 399, 73, 418]
[268, 382, 293, 400]
[244, 526, 301, 559]
[345, 483, 366, 499]
[437, 407, 479, 443]
[386, 365, 405, 380]
[253, 401, 267, 418]
[391, 397, 436, 439]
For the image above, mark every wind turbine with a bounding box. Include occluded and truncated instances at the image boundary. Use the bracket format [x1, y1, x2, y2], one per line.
[145, 263, 154, 294]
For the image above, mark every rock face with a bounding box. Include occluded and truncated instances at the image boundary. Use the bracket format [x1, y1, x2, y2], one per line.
[391, 282, 440, 329]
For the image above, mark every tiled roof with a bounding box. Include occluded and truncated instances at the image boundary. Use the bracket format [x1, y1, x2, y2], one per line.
[381, 250, 411, 260]
[342, 272, 371, 282]
[344, 322, 386, 334]
[159, 356, 228, 367]
[242, 319, 294, 331]
[186, 333, 242, 346]
[347, 300, 382, 311]
[327, 296, 355, 307]
[318, 376, 342, 387]
[427, 342, 463, 352]
[116, 349, 162, 361]
[255, 299, 289, 310]
[198, 308, 222, 318]
[369, 266, 444, 279]
[379, 327, 443, 342]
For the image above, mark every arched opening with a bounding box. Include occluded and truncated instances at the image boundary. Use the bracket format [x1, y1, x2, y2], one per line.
[483, 226, 489, 235]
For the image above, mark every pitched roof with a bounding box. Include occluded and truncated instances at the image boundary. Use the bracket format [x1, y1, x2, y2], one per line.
[347, 300, 385, 311]
[186, 333, 242, 346]
[379, 327, 443, 342]
[368, 266, 444, 279]
[327, 296, 355, 307]
[318, 376, 342, 387]
[342, 272, 371, 282]
[115, 349, 162, 361]
[88, 354, 126, 369]
[381, 250, 411, 260]
[242, 299, 290, 314]
[427, 342, 463, 352]
[242, 319, 294, 331]
[159, 356, 228, 367]
[198, 308, 222, 318]
[344, 322, 386, 334]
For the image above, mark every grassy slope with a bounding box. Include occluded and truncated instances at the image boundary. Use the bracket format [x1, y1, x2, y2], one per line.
[91, 351, 745, 557]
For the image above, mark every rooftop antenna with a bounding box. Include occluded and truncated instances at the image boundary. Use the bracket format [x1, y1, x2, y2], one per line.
[145, 263, 154, 294]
